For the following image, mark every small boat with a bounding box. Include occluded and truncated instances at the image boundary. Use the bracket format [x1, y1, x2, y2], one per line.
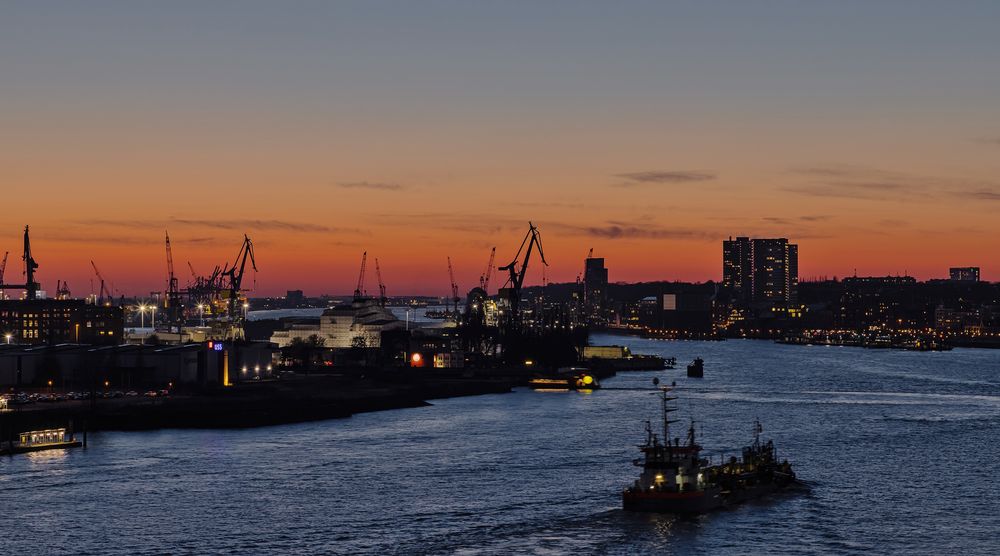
[528, 369, 600, 391]
[1, 427, 82, 456]
[687, 357, 704, 378]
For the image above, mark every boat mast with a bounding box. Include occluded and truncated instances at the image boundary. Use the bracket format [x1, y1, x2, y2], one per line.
[660, 387, 679, 444]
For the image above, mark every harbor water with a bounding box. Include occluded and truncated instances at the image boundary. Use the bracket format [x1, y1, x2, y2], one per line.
[2, 334, 999, 555]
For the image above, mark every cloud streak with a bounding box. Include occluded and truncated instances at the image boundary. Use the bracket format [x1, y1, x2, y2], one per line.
[614, 170, 716, 187]
[336, 181, 403, 191]
[781, 165, 1000, 202]
[76, 218, 359, 234]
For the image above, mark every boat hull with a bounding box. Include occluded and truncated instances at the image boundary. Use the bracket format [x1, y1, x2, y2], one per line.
[623, 481, 792, 513]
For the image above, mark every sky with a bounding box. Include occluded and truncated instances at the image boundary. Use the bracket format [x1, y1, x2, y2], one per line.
[2, 1, 999, 297]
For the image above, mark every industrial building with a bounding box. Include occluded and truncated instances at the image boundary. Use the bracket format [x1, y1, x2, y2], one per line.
[0, 341, 276, 389]
[0, 299, 124, 345]
[949, 267, 980, 282]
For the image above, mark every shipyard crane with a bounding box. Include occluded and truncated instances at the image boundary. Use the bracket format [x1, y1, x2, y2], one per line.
[374, 258, 387, 307]
[164, 232, 182, 332]
[0, 251, 8, 286]
[22, 226, 40, 300]
[90, 260, 112, 305]
[479, 247, 496, 294]
[56, 280, 71, 299]
[221, 235, 256, 321]
[498, 222, 547, 326]
[354, 251, 367, 301]
[447, 257, 460, 312]
[0, 227, 42, 299]
[187, 261, 198, 284]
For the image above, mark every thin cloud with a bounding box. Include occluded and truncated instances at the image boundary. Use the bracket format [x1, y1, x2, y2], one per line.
[614, 170, 716, 187]
[786, 164, 1000, 203]
[955, 188, 1000, 201]
[336, 181, 403, 191]
[975, 136, 1000, 145]
[76, 218, 354, 233]
[548, 222, 717, 241]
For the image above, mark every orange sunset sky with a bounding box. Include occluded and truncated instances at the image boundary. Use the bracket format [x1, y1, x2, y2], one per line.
[2, 2, 999, 296]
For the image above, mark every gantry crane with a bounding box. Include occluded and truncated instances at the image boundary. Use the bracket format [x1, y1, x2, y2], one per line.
[354, 251, 367, 301]
[0, 251, 8, 286]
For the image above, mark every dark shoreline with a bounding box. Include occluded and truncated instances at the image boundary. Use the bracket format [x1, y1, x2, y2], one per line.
[3, 375, 516, 435]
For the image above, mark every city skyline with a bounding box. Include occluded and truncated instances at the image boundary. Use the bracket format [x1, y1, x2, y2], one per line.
[3, 2, 999, 295]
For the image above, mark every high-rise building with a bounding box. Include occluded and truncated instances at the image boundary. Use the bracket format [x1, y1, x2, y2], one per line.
[583, 256, 608, 321]
[949, 267, 980, 282]
[722, 237, 798, 305]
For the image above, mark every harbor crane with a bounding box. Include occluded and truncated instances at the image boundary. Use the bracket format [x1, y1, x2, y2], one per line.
[447, 257, 460, 312]
[354, 251, 367, 301]
[498, 222, 547, 326]
[0, 227, 41, 299]
[221, 234, 256, 322]
[0, 251, 8, 286]
[164, 232, 182, 332]
[90, 261, 112, 305]
[375, 258, 387, 307]
[479, 247, 496, 294]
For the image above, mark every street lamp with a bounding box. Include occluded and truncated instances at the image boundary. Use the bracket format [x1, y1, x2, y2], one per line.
[150, 305, 157, 329]
[138, 304, 147, 329]
[242, 302, 249, 320]
[4, 333, 11, 344]
[197, 304, 205, 326]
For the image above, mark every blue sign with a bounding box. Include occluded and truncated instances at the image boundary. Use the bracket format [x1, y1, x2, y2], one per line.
[213, 342, 224, 352]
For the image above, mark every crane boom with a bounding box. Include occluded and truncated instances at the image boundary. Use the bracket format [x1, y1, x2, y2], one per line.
[354, 252, 367, 300]
[0, 251, 8, 285]
[90, 260, 111, 303]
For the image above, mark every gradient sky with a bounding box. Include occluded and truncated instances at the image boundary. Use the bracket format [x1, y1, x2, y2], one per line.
[3, 1, 999, 296]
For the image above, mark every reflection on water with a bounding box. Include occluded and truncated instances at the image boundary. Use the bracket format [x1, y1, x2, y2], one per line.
[2, 335, 999, 555]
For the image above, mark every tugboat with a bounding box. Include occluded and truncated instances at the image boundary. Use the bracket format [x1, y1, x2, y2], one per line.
[622, 387, 798, 513]
[687, 357, 704, 378]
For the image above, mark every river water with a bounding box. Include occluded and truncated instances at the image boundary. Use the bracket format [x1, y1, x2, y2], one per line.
[3, 334, 999, 555]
